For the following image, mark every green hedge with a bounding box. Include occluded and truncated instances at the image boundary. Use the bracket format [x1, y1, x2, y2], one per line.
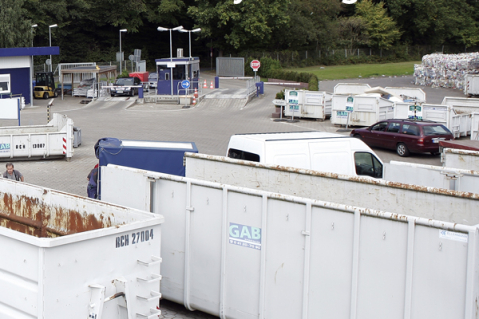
[266, 69, 319, 91]
[244, 56, 318, 91]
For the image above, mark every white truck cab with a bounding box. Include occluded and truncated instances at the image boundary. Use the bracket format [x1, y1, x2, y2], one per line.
[227, 131, 383, 178]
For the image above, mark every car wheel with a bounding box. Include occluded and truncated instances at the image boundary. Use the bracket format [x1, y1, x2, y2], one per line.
[43, 92, 50, 99]
[354, 134, 362, 139]
[54, 90, 58, 98]
[431, 151, 440, 156]
[396, 143, 410, 157]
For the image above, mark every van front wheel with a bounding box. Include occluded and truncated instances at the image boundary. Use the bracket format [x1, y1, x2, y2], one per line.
[396, 143, 410, 157]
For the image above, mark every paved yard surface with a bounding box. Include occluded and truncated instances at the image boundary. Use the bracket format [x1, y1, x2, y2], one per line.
[0, 72, 467, 318]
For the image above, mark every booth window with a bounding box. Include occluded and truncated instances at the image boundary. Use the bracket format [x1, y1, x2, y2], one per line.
[173, 65, 186, 80]
[0, 81, 8, 92]
[165, 73, 169, 81]
[0, 74, 11, 93]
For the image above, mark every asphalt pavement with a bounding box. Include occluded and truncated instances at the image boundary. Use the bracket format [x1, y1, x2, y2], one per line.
[0, 71, 469, 318]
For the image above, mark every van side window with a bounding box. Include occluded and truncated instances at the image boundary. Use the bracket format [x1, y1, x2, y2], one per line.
[227, 148, 260, 162]
[354, 152, 383, 178]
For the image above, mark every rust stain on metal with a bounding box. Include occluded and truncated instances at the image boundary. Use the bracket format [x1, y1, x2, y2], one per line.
[445, 148, 479, 156]
[0, 192, 113, 238]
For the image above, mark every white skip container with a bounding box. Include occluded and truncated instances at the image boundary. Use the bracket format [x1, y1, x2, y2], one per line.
[0, 179, 164, 319]
[0, 113, 74, 161]
[283, 90, 328, 120]
[102, 164, 479, 319]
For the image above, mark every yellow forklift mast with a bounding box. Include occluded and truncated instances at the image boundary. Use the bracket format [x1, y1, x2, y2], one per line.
[34, 72, 58, 99]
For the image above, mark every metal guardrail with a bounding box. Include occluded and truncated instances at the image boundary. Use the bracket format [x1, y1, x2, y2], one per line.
[246, 79, 257, 97]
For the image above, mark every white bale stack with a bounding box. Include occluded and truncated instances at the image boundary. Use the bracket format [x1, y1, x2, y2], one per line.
[414, 52, 479, 90]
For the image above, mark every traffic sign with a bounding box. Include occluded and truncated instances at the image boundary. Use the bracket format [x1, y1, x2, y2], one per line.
[250, 60, 261, 71]
[181, 80, 191, 89]
[272, 99, 287, 106]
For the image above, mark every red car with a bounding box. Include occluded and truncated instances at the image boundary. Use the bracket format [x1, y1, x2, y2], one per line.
[350, 119, 454, 157]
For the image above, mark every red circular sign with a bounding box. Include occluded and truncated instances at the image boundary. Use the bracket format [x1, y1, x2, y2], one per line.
[250, 60, 261, 71]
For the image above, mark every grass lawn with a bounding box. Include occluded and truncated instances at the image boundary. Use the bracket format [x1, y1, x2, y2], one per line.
[284, 61, 420, 81]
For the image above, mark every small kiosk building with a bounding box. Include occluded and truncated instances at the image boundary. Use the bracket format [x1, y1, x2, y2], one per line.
[155, 56, 200, 95]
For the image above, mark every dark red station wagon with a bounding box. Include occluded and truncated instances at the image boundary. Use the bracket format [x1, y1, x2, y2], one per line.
[350, 119, 454, 157]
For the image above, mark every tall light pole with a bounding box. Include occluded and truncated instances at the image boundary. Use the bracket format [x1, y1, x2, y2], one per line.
[179, 28, 201, 58]
[31, 24, 37, 47]
[31, 24, 37, 106]
[119, 29, 127, 74]
[157, 26, 183, 95]
[48, 24, 57, 72]
[157, 26, 183, 61]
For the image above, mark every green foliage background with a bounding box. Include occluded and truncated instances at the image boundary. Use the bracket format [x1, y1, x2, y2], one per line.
[1, 0, 478, 69]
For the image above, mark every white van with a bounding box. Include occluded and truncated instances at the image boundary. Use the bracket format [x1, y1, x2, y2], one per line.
[226, 131, 383, 178]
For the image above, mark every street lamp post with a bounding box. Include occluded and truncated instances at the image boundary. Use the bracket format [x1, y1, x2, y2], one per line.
[157, 26, 183, 95]
[119, 29, 127, 74]
[31, 24, 37, 47]
[31, 24, 37, 106]
[179, 28, 201, 58]
[157, 26, 183, 61]
[48, 24, 57, 72]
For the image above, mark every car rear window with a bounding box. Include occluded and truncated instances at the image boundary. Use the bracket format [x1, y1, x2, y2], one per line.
[116, 78, 134, 85]
[401, 124, 420, 136]
[422, 125, 451, 136]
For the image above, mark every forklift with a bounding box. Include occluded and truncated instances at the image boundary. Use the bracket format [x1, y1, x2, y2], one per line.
[33, 72, 58, 99]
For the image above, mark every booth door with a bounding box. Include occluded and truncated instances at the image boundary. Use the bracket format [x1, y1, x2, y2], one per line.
[173, 66, 186, 95]
[157, 68, 172, 95]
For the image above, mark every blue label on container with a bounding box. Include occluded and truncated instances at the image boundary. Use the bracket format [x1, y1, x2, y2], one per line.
[229, 223, 261, 250]
[0, 143, 10, 152]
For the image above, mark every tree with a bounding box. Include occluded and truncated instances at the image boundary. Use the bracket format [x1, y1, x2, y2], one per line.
[355, 0, 401, 50]
[187, 0, 290, 52]
[337, 16, 369, 51]
[0, 0, 33, 48]
[386, 0, 479, 47]
[270, 0, 341, 50]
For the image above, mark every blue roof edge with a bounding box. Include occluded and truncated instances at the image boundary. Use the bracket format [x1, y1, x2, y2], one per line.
[0, 47, 60, 57]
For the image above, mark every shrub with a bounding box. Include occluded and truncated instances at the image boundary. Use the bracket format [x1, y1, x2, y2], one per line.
[259, 57, 281, 78]
[118, 70, 130, 78]
[308, 75, 319, 91]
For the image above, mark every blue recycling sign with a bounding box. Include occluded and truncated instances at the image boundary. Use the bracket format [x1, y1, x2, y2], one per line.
[181, 80, 190, 89]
